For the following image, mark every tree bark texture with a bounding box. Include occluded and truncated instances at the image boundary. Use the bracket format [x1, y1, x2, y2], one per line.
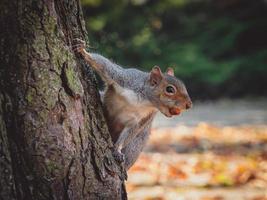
[0, 0, 126, 199]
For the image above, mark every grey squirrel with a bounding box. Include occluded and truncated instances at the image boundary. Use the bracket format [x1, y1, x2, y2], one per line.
[73, 39, 192, 171]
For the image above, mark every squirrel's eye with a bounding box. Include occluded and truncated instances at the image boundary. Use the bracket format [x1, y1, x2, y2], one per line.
[165, 85, 176, 95]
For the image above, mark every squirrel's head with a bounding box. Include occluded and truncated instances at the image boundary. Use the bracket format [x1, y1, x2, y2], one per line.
[147, 66, 192, 117]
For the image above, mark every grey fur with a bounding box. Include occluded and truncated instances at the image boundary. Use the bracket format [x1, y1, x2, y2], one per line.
[73, 40, 191, 171]
[90, 53, 158, 169]
[122, 112, 156, 169]
[91, 54, 189, 107]
[91, 53, 150, 97]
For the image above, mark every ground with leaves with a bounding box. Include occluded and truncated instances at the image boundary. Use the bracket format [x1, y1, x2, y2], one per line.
[127, 123, 267, 200]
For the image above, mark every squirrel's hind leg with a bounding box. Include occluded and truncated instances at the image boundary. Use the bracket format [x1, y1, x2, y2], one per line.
[122, 129, 150, 170]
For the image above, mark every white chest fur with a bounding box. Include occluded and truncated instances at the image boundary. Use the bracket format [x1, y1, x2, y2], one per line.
[119, 87, 142, 105]
[104, 85, 155, 125]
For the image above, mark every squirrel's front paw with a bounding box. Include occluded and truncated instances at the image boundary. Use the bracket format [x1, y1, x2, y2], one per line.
[72, 38, 86, 54]
[112, 150, 125, 164]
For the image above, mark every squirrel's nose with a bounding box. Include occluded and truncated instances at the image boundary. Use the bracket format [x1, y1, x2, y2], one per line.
[185, 101, 193, 110]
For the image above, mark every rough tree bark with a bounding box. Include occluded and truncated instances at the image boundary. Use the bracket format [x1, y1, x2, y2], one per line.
[0, 0, 127, 199]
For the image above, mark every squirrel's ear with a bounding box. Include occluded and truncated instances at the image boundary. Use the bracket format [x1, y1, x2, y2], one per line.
[150, 66, 163, 86]
[166, 67, 174, 76]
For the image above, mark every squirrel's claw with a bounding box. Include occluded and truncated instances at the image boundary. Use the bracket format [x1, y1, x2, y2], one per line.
[112, 150, 125, 163]
[73, 38, 86, 45]
[72, 38, 86, 54]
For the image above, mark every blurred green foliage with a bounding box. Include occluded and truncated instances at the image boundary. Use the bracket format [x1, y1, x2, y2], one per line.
[81, 0, 267, 99]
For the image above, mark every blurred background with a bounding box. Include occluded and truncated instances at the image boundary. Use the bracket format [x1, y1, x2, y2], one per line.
[81, 0, 267, 199]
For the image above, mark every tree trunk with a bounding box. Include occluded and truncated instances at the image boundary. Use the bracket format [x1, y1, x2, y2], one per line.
[0, 1, 126, 199]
